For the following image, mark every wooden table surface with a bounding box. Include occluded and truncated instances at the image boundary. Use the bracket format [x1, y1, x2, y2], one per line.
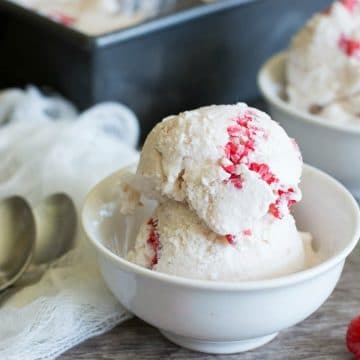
[60, 254, 360, 360]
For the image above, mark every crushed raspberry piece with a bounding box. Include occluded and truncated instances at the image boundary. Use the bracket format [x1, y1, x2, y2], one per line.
[346, 316, 360, 358]
[225, 234, 236, 245]
[338, 34, 360, 58]
[49, 11, 76, 26]
[147, 218, 160, 268]
[229, 173, 243, 189]
[223, 111, 260, 189]
[224, 142, 238, 158]
[287, 199, 297, 207]
[235, 112, 252, 127]
[222, 109, 299, 218]
[278, 188, 294, 196]
[249, 163, 278, 185]
[227, 125, 242, 137]
[269, 203, 282, 219]
[242, 229, 252, 236]
[222, 163, 236, 174]
[341, 0, 358, 12]
[269, 188, 297, 219]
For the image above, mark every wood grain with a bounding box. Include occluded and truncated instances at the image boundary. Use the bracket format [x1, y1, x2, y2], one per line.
[60, 252, 360, 360]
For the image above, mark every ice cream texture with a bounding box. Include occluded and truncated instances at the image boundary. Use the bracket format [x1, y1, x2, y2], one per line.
[286, 0, 360, 123]
[136, 103, 302, 236]
[127, 201, 312, 281]
[122, 103, 317, 281]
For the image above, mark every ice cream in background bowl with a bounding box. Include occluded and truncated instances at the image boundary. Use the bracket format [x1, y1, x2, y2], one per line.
[82, 103, 360, 354]
[287, 0, 360, 123]
[258, 0, 360, 198]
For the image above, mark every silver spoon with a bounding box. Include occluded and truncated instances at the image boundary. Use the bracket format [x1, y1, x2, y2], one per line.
[0, 196, 36, 292]
[33, 193, 77, 265]
[0, 193, 77, 303]
[17, 193, 77, 286]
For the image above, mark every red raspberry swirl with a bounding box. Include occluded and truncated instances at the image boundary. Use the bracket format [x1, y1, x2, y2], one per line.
[147, 218, 160, 268]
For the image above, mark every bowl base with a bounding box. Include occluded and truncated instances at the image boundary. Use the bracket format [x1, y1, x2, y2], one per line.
[160, 330, 278, 354]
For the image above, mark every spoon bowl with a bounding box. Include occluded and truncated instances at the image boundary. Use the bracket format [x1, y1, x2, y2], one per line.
[33, 193, 77, 265]
[0, 196, 35, 291]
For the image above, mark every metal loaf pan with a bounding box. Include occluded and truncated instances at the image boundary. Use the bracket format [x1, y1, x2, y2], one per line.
[0, 0, 331, 139]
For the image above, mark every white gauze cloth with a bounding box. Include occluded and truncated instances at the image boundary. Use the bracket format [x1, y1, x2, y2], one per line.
[0, 86, 139, 360]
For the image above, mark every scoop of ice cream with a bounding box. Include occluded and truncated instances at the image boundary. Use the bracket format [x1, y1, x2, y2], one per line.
[127, 200, 310, 281]
[287, 0, 360, 122]
[135, 103, 302, 236]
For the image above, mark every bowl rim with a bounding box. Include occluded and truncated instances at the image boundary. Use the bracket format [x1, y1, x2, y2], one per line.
[257, 51, 360, 136]
[82, 164, 360, 291]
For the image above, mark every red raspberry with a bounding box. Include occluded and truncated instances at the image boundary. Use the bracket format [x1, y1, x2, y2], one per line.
[346, 316, 360, 358]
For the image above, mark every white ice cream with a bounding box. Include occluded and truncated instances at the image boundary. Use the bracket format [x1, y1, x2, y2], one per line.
[136, 103, 302, 236]
[124, 103, 317, 281]
[127, 200, 312, 281]
[287, 0, 360, 123]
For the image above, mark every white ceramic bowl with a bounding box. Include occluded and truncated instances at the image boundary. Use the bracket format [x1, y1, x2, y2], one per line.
[82, 164, 360, 354]
[258, 52, 360, 198]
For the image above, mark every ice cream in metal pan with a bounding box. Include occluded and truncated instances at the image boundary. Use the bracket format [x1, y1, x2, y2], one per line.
[9, 0, 177, 35]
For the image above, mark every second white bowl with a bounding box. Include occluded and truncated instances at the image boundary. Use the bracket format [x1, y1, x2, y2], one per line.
[258, 52, 360, 198]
